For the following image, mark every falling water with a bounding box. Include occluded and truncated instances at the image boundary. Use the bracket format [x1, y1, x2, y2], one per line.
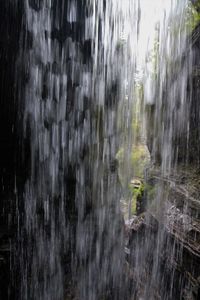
[17, 0, 196, 299]
[20, 1, 133, 299]
[128, 0, 197, 299]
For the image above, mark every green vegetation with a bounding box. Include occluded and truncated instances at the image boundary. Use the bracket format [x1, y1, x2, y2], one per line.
[131, 145, 150, 178]
[193, 0, 200, 12]
[116, 144, 150, 185]
[128, 180, 144, 215]
[185, 2, 200, 34]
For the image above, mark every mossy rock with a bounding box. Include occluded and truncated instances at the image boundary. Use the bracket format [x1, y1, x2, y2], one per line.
[128, 180, 144, 215]
[131, 145, 150, 178]
[185, 2, 200, 33]
[191, 0, 200, 13]
[116, 144, 150, 188]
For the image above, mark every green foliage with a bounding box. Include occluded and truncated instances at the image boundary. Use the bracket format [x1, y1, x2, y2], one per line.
[128, 181, 144, 215]
[131, 145, 150, 178]
[194, 0, 200, 9]
[185, 2, 200, 34]
[116, 144, 150, 188]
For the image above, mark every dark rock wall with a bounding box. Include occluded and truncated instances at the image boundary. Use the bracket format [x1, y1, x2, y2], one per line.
[146, 20, 200, 166]
[0, 1, 91, 298]
[127, 212, 200, 300]
[188, 23, 200, 165]
[0, 1, 24, 299]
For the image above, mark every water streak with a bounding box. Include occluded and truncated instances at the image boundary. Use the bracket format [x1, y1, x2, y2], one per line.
[19, 0, 193, 299]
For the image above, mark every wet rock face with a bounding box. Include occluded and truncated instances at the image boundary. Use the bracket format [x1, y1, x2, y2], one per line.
[127, 214, 200, 299]
[0, 1, 24, 299]
[145, 16, 200, 166]
[141, 11, 200, 296]
[125, 169, 200, 300]
[191, 0, 200, 13]
[187, 25, 200, 165]
[0, 0, 22, 199]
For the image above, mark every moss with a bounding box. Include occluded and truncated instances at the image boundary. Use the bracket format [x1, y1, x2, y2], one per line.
[131, 145, 150, 178]
[193, 0, 200, 9]
[129, 181, 157, 215]
[131, 83, 144, 141]
[168, 2, 200, 38]
[185, 2, 200, 34]
[129, 181, 144, 215]
[116, 143, 150, 191]
[131, 120, 140, 142]
[116, 144, 150, 188]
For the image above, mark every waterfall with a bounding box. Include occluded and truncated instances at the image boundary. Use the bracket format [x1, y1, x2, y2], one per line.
[127, 0, 196, 299]
[20, 1, 135, 299]
[17, 0, 196, 299]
